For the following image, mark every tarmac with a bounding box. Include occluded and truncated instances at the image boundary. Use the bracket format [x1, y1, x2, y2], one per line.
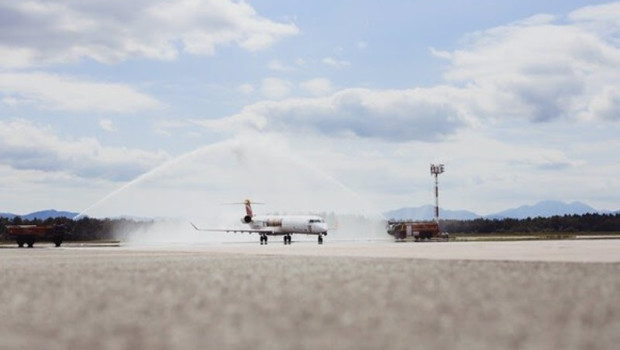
[1, 239, 619, 350]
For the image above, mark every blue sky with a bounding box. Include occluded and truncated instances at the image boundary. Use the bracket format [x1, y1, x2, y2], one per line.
[1, 0, 619, 216]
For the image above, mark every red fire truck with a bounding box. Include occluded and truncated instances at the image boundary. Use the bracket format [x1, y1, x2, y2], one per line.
[6, 224, 68, 248]
[387, 221, 448, 241]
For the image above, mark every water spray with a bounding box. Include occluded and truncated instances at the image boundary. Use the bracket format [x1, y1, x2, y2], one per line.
[73, 134, 389, 244]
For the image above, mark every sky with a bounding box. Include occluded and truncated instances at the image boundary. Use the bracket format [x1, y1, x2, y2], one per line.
[1, 0, 619, 216]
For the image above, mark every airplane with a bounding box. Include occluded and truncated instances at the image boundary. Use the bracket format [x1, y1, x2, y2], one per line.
[191, 199, 329, 245]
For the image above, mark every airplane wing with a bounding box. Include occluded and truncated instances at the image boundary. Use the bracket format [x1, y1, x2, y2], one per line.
[190, 223, 276, 234]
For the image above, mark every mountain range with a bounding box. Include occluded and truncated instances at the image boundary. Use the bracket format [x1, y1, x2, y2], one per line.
[0, 201, 616, 221]
[383, 200, 614, 221]
[0, 210, 80, 220]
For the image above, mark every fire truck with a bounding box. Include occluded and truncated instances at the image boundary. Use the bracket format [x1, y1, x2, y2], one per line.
[387, 220, 448, 241]
[5, 224, 68, 248]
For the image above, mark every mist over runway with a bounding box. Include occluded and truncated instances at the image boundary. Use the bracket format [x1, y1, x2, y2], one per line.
[2, 240, 619, 350]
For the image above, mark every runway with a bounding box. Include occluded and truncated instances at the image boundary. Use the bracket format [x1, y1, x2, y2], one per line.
[145, 238, 620, 263]
[1, 240, 619, 350]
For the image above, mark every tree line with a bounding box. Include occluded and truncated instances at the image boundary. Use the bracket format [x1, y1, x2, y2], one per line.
[2, 212, 620, 242]
[440, 213, 620, 234]
[0, 216, 151, 242]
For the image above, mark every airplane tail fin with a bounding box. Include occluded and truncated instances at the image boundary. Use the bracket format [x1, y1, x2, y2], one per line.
[242, 199, 263, 224]
[227, 199, 263, 224]
[244, 199, 253, 217]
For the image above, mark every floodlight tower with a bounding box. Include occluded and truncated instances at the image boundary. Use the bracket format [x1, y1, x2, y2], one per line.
[430, 164, 445, 222]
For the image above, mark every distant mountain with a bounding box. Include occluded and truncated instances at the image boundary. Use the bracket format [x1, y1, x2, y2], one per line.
[487, 200, 599, 219]
[0, 210, 79, 220]
[384, 205, 480, 221]
[23, 210, 80, 220]
[385, 200, 606, 221]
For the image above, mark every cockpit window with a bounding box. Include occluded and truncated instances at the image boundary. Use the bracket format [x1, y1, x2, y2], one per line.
[309, 219, 324, 223]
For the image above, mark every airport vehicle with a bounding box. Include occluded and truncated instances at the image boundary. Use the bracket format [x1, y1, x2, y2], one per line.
[6, 224, 68, 247]
[387, 220, 448, 241]
[192, 199, 329, 245]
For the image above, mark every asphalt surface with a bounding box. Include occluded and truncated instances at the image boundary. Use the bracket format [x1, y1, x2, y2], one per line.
[1, 241, 619, 350]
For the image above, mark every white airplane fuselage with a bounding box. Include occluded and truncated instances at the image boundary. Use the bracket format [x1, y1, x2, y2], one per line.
[246, 215, 328, 236]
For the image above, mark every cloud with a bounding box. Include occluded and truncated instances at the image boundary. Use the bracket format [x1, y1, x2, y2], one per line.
[261, 78, 293, 99]
[569, 1, 620, 45]
[586, 86, 620, 120]
[99, 119, 117, 132]
[151, 119, 195, 137]
[200, 2, 620, 144]
[300, 78, 333, 96]
[440, 5, 620, 122]
[268, 59, 295, 72]
[514, 149, 585, 170]
[199, 87, 467, 142]
[322, 57, 351, 67]
[238, 83, 255, 95]
[0, 119, 169, 181]
[0, 72, 162, 112]
[0, 0, 299, 68]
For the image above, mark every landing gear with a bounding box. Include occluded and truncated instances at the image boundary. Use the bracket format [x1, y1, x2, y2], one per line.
[260, 235, 268, 245]
[283, 235, 292, 245]
[318, 234, 323, 245]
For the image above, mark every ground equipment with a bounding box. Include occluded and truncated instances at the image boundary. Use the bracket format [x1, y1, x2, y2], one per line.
[387, 221, 448, 241]
[6, 224, 68, 248]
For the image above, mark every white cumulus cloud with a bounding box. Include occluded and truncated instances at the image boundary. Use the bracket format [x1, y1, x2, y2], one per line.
[0, 0, 299, 68]
[267, 59, 295, 72]
[0, 119, 169, 181]
[0, 72, 162, 112]
[99, 119, 117, 132]
[300, 78, 333, 96]
[199, 87, 467, 142]
[440, 5, 620, 122]
[4, 2, 617, 183]
[261, 78, 293, 100]
[201, 2, 620, 143]
[322, 57, 351, 67]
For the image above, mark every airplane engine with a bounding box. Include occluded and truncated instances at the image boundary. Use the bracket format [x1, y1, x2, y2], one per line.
[242, 215, 252, 224]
